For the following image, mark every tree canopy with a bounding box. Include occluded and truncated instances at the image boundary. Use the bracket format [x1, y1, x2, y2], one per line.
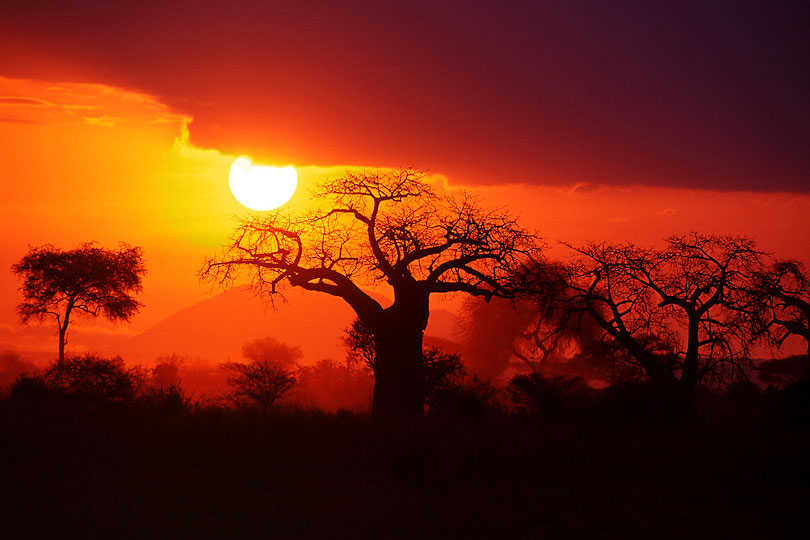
[12, 242, 146, 361]
[547, 233, 764, 389]
[749, 259, 810, 376]
[202, 169, 537, 311]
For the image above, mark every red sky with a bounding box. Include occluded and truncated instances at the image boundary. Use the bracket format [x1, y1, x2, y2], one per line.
[1, 1, 808, 355]
[2, 1, 807, 191]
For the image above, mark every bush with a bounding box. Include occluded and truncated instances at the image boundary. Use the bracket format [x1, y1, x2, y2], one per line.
[137, 383, 192, 415]
[595, 380, 691, 425]
[426, 376, 499, 421]
[44, 354, 141, 403]
[508, 373, 589, 420]
[779, 379, 810, 425]
[9, 374, 53, 403]
[223, 360, 297, 414]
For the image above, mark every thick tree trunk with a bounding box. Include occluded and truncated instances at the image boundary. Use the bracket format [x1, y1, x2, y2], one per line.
[372, 325, 425, 416]
[368, 287, 430, 417]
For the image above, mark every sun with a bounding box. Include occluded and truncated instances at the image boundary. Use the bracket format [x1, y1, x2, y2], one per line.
[228, 156, 298, 211]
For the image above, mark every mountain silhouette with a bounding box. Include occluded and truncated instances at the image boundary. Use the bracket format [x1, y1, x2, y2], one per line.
[108, 286, 463, 366]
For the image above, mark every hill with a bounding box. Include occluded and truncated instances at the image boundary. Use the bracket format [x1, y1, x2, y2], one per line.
[109, 286, 463, 366]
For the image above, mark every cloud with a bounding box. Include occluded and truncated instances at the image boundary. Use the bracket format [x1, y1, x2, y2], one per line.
[83, 115, 122, 127]
[0, 117, 43, 124]
[0, 96, 50, 106]
[62, 103, 100, 111]
[70, 325, 137, 337]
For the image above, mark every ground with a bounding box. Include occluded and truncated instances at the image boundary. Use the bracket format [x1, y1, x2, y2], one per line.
[1, 398, 808, 539]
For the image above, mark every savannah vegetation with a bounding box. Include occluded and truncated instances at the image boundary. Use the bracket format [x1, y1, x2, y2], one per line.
[3, 171, 810, 537]
[11, 242, 146, 362]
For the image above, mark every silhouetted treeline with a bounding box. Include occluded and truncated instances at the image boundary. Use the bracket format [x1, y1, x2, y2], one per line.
[1, 354, 809, 538]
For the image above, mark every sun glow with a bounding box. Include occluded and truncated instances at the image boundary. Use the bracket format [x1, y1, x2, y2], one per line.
[228, 156, 298, 211]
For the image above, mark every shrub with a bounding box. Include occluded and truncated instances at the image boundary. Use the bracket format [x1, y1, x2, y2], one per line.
[508, 373, 589, 420]
[138, 383, 192, 415]
[426, 376, 499, 420]
[223, 360, 297, 414]
[44, 354, 141, 403]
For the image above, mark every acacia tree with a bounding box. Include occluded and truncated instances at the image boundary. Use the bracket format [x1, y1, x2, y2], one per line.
[12, 243, 146, 362]
[201, 169, 538, 415]
[559, 233, 764, 390]
[242, 336, 303, 368]
[224, 360, 297, 414]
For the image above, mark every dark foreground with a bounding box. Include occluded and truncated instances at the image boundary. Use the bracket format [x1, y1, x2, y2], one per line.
[1, 392, 809, 539]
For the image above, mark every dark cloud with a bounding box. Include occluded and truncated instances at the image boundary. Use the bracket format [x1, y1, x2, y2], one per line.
[1, 0, 807, 191]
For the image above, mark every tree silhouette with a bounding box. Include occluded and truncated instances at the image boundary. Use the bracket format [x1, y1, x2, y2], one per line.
[242, 336, 303, 368]
[202, 169, 538, 415]
[345, 317, 465, 399]
[750, 260, 810, 377]
[224, 360, 297, 414]
[44, 354, 142, 403]
[12, 243, 146, 362]
[460, 261, 583, 378]
[344, 318, 377, 372]
[223, 337, 302, 413]
[557, 233, 763, 390]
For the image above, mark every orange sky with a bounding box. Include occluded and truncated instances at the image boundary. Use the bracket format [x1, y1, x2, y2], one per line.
[3, 75, 809, 349]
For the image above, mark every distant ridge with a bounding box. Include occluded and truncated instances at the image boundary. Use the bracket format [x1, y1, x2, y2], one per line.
[109, 285, 355, 365]
[108, 285, 463, 366]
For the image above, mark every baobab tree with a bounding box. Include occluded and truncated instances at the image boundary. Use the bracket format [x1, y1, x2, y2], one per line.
[559, 233, 764, 390]
[201, 169, 538, 415]
[12, 243, 146, 362]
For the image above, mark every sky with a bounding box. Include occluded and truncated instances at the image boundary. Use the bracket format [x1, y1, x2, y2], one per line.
[1, 1, 808, 351]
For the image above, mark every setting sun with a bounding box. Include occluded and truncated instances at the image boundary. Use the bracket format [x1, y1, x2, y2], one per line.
[228, 157, 297, 211]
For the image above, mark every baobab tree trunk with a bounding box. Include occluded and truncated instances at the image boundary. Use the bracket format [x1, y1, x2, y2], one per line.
[372, 324, 425, 416]
[367, 290, 430, 417]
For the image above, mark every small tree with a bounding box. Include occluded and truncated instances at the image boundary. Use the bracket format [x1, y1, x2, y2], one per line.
[224, 360, 297, 414]
[242, 336, 303, 368]
[44, 354, 142, 403]
[344, 319, 377, 372]
[12, 243, 146, 362]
